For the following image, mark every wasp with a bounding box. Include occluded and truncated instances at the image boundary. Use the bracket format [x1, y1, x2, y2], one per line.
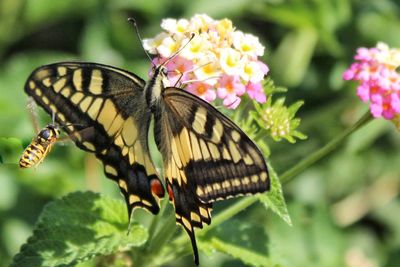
[19, 98, 90, 168]
[19, 98, 62, 168]
[19, 123, 60, 168]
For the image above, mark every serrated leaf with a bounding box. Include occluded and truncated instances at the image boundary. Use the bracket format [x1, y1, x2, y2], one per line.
[202, 220, 272, 267]
[258, 166, 292, 226]
[11, 191, 148, 267]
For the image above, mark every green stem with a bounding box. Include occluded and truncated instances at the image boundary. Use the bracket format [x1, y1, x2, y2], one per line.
[146, 198, 168, 245]
[280, 110, 372, 183]
[140, 204, 176, 266]
[205, 111, 372, 231]
[136, 199, 173, 266]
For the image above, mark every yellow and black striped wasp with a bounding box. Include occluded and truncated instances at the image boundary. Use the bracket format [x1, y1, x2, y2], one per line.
[19, 99, 60, 168]
[19, 98, 90, 169]
[19, 123, 60, 168]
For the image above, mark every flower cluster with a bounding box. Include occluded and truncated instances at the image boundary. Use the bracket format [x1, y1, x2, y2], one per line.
[143, 14, 269, 108]
[252, 97, 306, 143]
[343, 42, 400, 122]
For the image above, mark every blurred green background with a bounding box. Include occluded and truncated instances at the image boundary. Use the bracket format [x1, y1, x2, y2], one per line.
[1, 0, 400, 266]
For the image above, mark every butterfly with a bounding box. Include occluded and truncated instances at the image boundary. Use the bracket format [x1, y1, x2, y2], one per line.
[24, 56, 270, 264]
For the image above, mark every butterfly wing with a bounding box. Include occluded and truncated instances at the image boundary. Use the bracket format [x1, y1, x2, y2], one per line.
[25, 62, 164, 216]
[154, 87, 270, 264]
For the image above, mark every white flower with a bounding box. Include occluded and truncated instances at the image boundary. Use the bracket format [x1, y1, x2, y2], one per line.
[219, 48, 244, 76]
[157, 36, 181, 58]
[161, 18, 190, 35]
[376, 42, 400, 68]
[193, 52, 221, 85]
[232, 31, 264, 57]
[142, 32, 169, 54]
[180, 33, 212, 60]
[241, 60, 265, 83]
[189, 14, 214, 33]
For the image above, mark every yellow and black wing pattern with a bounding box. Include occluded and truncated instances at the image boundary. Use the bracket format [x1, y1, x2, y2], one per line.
[24, 61, 270, 265]
[24, 62, 165, 215]
[154, 87, 270, 264]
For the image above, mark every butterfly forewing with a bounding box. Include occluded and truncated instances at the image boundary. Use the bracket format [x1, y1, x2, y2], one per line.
[25, 62, 165, 215]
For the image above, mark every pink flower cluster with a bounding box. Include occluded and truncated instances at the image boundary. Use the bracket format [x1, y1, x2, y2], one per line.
[343, 42, 400, 120]
[143, 14, 269, 108]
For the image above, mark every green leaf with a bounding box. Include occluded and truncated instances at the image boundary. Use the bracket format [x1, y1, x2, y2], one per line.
[202, 220, 272, 267]
[11, 191, 148, 267]
[258, 165, 292, 226]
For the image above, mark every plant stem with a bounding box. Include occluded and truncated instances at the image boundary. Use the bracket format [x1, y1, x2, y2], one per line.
[148, 212, 176, 251]
[280, 110, 372, 183]
[207, 111, 372, 231]
[146, 198, 168, 244]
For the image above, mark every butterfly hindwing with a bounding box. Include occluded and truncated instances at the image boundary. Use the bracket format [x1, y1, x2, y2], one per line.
[160, 87, 270, 200]
[25, 62, 164, 215]
[154, 87, 270, 264]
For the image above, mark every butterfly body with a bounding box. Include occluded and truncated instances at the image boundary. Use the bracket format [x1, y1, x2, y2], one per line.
[24, 61, 269, 265]
[19, 124, 60, 168]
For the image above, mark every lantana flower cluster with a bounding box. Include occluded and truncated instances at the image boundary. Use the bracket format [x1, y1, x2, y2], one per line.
[252, 95, 306, 143]
[143, 14, 269, 108]
[343, 42, 400, 123]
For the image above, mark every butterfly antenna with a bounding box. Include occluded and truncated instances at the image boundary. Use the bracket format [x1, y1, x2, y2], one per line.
[127, 17, 154, 66]
[161, 32, 195, 67]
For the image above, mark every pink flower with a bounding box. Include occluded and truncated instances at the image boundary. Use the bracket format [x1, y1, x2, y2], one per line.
[223, 94, 241, 109]
[164, 56, 194, 86]
[343, 42, 400, 126]
[186, 82, 216, 102]
[354, 47, 379, 61]
[246, 82, 266, 103]
[217, 75, 245, 108]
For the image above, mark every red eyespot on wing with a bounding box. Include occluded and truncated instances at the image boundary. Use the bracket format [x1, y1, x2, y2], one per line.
[150, 178, 165, 198]
[167, 183, 174, 201]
